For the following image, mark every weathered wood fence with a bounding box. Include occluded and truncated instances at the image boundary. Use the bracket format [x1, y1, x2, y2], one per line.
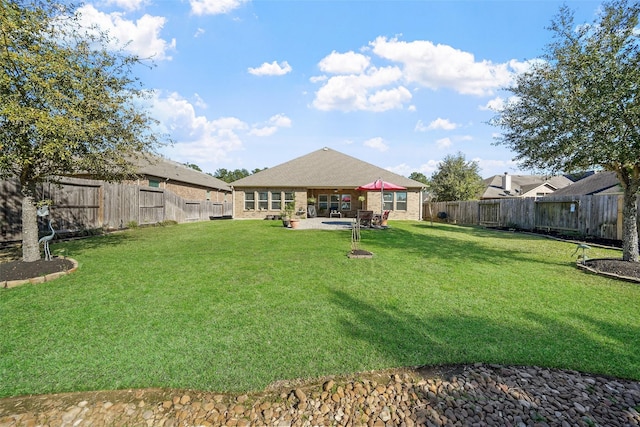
[1, 177, 232, 243]
[423, 195, 631, 241]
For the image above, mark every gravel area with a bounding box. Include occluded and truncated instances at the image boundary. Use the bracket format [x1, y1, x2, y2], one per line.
[1, 364, 639, 426]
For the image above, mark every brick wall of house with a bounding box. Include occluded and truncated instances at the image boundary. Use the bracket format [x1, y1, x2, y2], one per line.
[137, 177, 230, 202]
[360, 190, 421, 220]
[234, 189, 307, 219]
[234, 188, 422, 220]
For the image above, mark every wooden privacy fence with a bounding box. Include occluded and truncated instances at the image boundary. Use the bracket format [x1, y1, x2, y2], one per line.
[1, 177, 232, 243]
[423, 195, 628, 241]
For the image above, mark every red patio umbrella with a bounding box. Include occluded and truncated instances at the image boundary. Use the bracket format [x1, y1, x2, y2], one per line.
[356, 178, 406, 214]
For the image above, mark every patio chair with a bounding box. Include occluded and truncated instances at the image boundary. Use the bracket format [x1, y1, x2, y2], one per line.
[357, 210, 374, 227]
[373, 210, 390, 227]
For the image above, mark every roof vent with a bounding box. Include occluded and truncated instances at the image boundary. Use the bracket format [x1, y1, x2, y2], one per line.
[323, 147, 329, 151]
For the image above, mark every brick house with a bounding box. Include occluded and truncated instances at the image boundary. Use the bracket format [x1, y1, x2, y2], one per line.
[231, 147, 426, 220]
[133, 155, 232, 203]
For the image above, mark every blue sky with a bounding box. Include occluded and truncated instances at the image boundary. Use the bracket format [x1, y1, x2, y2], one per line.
[78, 0, 603, 178]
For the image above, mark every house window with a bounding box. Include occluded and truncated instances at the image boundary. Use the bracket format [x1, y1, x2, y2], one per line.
[258, 192, 268, 210]
[244, 192, 255, 210]
[396, 192, 407, 210]
[318, 194, 328, 211]
[330, 194, 339, 211]
[148, 179, 160, 188]
[271, 192, 281, 210]
[284, 192, 294, 210]
[383, 192, 394, 210]
[341, 194, 351, 211]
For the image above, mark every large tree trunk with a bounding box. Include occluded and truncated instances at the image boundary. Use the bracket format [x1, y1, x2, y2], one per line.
[21, 193, 41, 262]
[621, 183, 639, 262]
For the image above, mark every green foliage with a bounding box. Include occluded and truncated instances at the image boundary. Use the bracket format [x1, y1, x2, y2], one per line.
[492, 0, 640, 261]
[0, 0, 166, 261]
[408, 172, 429, 185]
[0, 0, 165, 185]
[183, 163, 202, 172]
[213, 168, 250, 183]
[430, 152, 484, 201]
[126, 220, 138, 229]
[1, 221, 637, 397]
[212, 167, 268, 183]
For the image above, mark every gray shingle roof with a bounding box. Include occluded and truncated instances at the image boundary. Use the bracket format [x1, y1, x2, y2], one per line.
[230, 147, 425, 189]
[137, 155, 232, 192]
[551, 171, 621, 196]
[481, 174, 572, 198]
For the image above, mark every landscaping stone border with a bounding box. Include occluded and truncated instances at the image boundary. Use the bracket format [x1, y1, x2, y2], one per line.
[1, 258, 78, 289]
[576, 258, 640, 284]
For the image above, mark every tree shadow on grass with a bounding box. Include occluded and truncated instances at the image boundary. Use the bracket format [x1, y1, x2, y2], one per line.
[54, 231, 136, 259]
[325, 287, 640, 380]
[360, 223, 578, 270]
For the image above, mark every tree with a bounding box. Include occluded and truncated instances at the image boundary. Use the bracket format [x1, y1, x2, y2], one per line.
[213, 168, 248, 183]
[184, 163, 202, 172]
[0, 1, 165, 261]
[430, 152, 484, 201]
[492, 0, 640, 262]
[408, 172, 429, 185]
[251, 167, 268, 175]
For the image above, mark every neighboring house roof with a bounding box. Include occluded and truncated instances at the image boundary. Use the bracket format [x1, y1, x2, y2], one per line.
[551, 171, 621, 196]
[230, 147, 425, 189]
[481, 173, 572, 198]
[137, 155, 232, 192]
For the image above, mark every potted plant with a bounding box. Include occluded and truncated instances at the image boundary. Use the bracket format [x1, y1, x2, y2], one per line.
[281, 201, 295, 227]
[307, 197, 316, 205]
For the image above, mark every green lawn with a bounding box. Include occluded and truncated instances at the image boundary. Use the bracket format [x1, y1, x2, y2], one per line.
[1, 220, 638, 398]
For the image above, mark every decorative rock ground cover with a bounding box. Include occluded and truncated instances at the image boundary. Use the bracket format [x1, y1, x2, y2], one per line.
[2, 364, 639, 426]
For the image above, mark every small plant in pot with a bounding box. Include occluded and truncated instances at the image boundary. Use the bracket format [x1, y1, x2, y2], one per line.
[281, 202, 295, 227]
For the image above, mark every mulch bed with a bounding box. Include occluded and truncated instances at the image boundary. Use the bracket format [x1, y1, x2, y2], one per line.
[581, 258, 640, 282]
[1, 258, 75, 282]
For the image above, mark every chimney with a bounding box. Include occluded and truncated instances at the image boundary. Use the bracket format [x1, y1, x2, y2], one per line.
[502, 172, 511, 191]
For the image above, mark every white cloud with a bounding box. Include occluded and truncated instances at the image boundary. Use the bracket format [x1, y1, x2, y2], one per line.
[387, 161, 443, 177]
[436, 137, 452, 149]
[249, 114, 292, 137]
[194, 28, 206, 38]
[104, 0, 148, 11]
[415, 120, 428, 132]
[318, 51, 371, 74]
[474, 158, 522, 177]
[480, 96, 505, 111]
[76, 5, 176, 60]
[370, 36, 526, 96]
[309, 75, 328, 84]
[190, 0, 249, 15]
[193, 93, 207, 109]
[148, 91, 247, 165]
[363, 137, 389, 152]
[311, 36, 528, 112]
[425, 118, 458, 131]
[312, 66, 410, 112]
[268, 113, 292, 128]
[248, 126, 278, 137]
[419, 160, 442, 176]
[248, 61, 292, 76]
